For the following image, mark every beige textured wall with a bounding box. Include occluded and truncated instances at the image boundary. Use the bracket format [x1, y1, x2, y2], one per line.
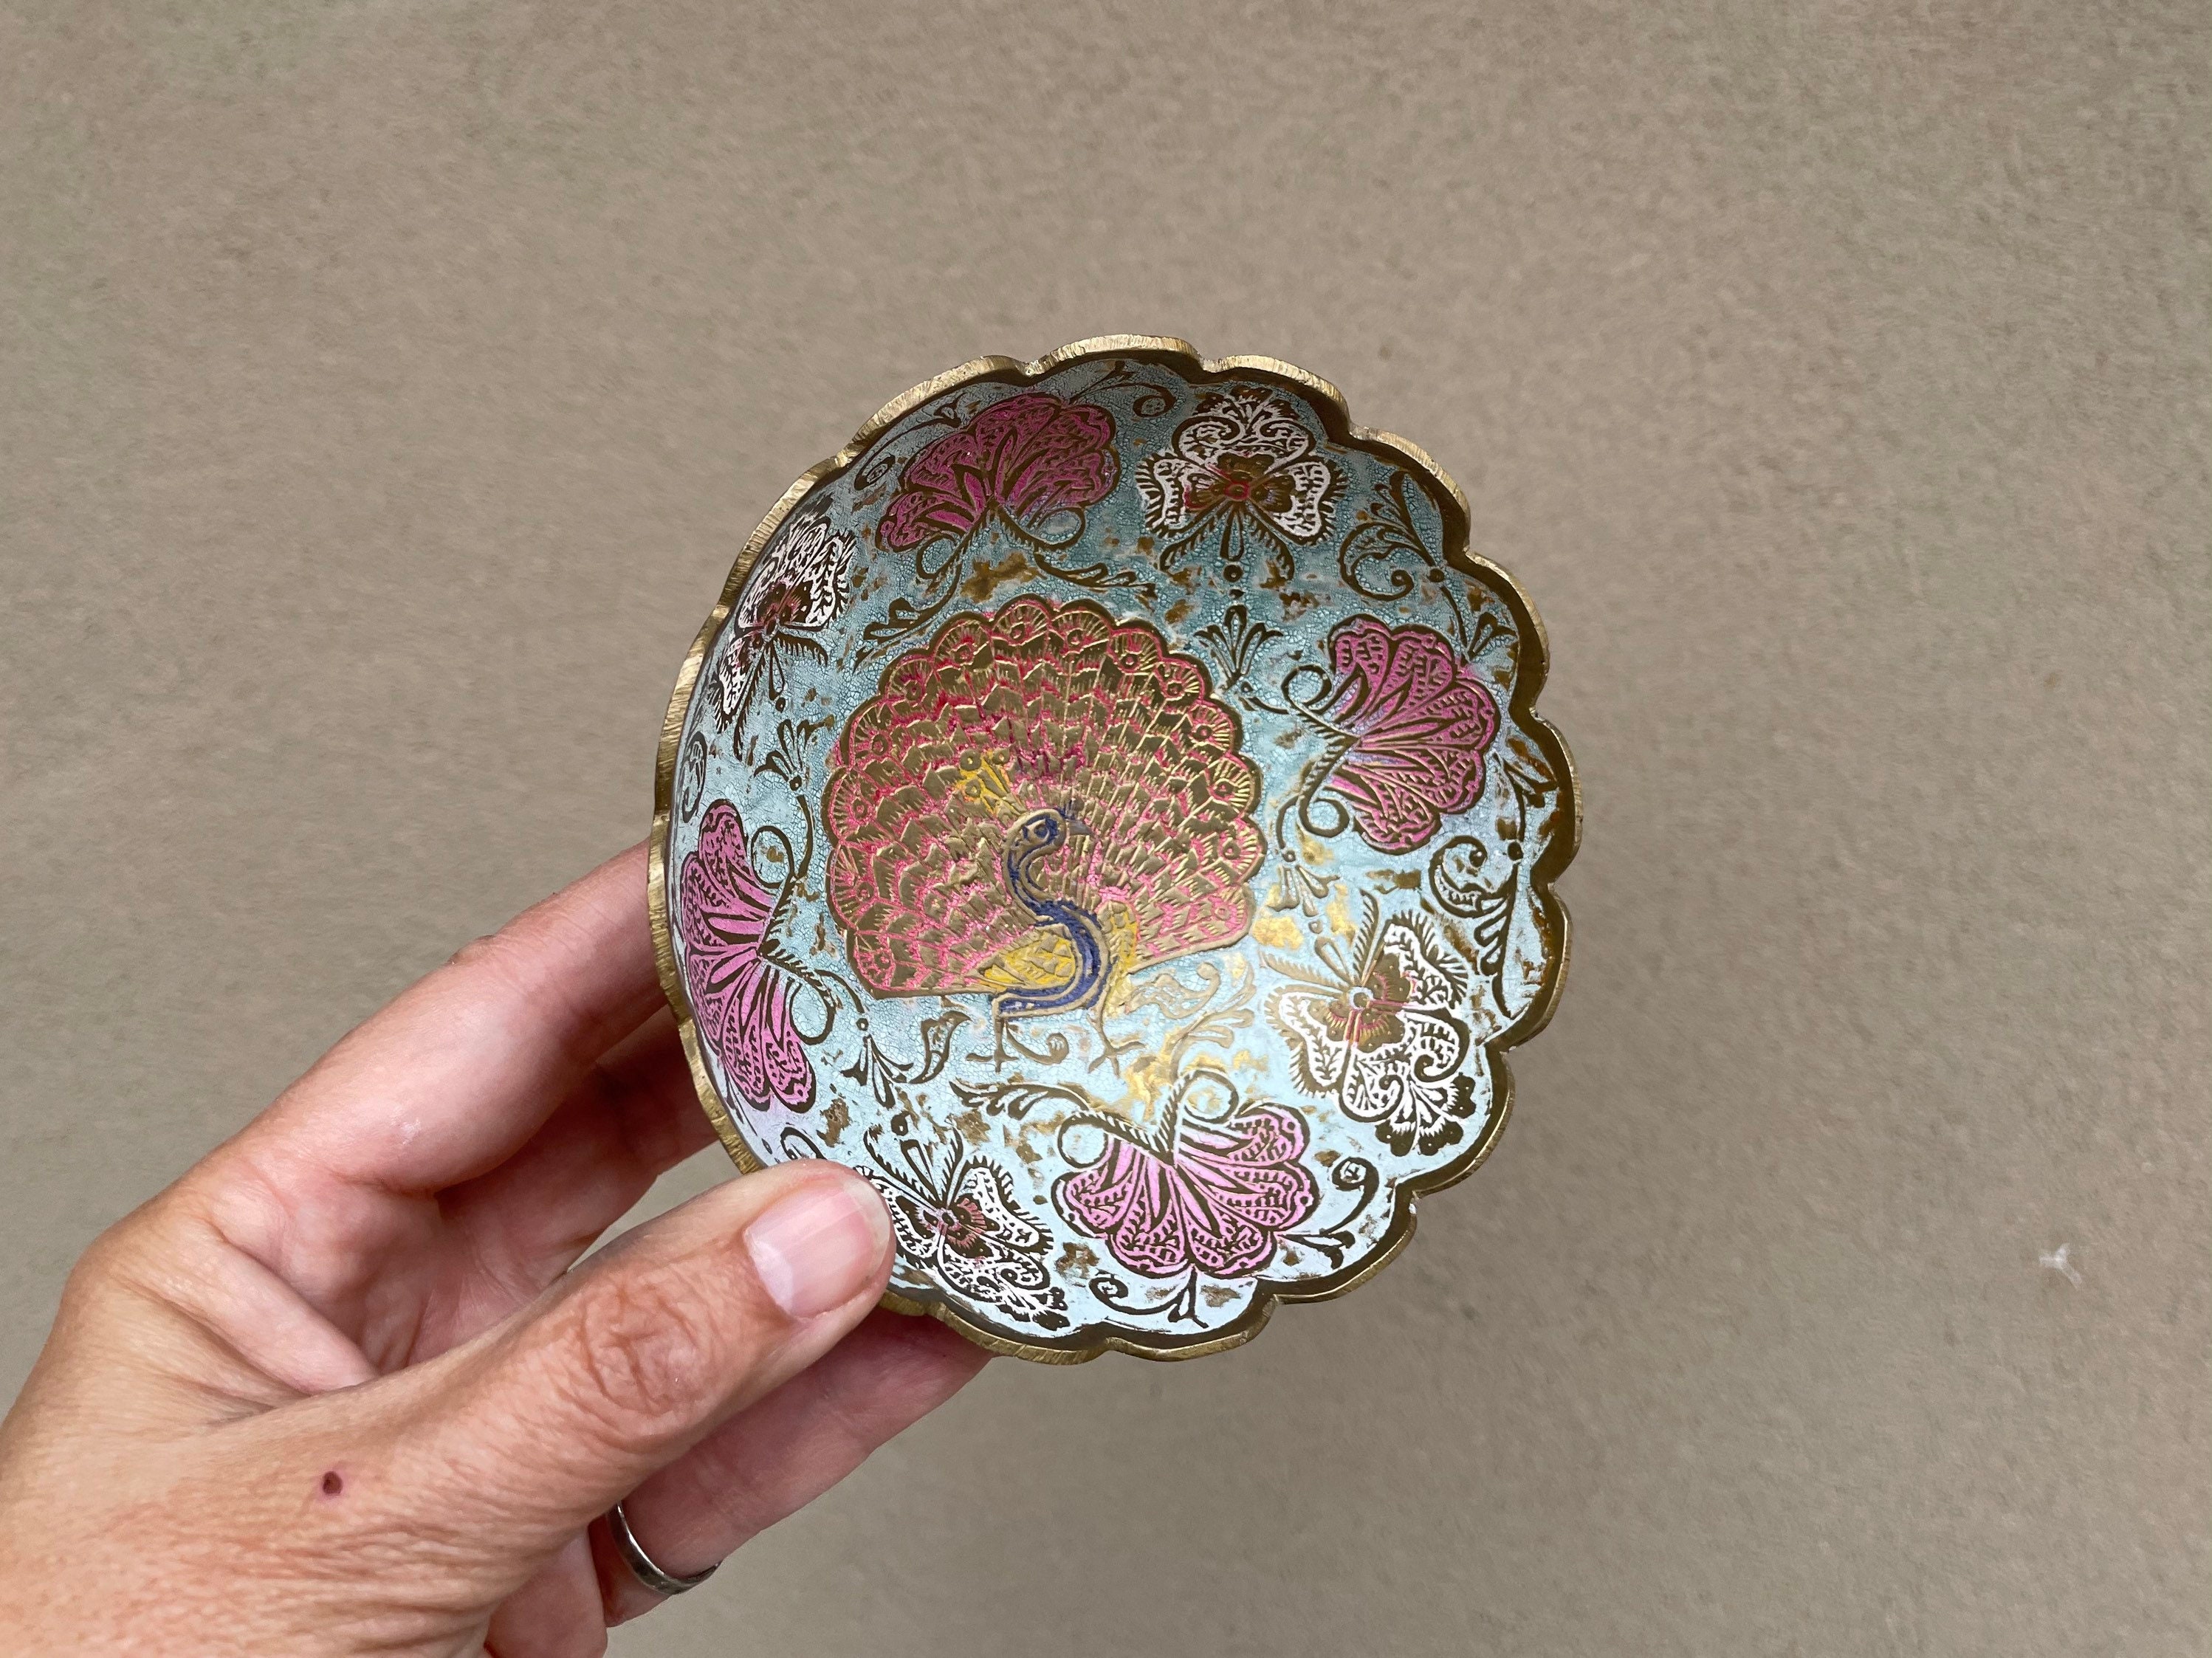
[2, 3, 2205, 1653]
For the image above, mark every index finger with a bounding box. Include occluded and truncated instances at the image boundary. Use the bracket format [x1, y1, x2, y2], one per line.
[242, 844, 669, 1197]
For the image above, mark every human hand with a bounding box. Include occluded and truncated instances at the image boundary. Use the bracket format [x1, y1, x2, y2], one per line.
[0, 847, 988, 1656]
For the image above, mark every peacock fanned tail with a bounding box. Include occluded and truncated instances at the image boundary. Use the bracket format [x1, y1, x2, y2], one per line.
[823, 596, 1264, 999]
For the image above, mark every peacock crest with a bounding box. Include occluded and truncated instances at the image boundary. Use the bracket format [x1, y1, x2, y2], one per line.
[822, 596, 1265, 1058]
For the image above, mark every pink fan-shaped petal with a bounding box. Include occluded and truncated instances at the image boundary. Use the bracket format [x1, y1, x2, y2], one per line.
[878, 393, 1119, 551]
[1054, 1140, 1192, 1280]
[1052, 1089, 1319, 1283]
[1319, 619, 1500, 853]
[679, 801, 814, 1112]
[1170, 1102, 1319, 1276]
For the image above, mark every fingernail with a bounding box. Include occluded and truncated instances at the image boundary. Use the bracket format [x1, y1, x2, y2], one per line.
[746, 1176, 892, 1319]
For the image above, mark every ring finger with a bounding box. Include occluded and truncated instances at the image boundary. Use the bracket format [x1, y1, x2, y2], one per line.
[593, 1308, 989, 1624]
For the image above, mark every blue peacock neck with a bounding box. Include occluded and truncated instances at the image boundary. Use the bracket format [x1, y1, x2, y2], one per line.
[996, 808, 1111, 1024]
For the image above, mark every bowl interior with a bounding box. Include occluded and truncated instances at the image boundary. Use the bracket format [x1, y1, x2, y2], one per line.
[654, 340, 1575, 1361]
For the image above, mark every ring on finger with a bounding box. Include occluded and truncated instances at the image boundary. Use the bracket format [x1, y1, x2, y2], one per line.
[606, 1499, 720, 1597]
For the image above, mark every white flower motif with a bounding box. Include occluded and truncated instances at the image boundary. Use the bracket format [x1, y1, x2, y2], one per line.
[1137, 387, 1338, 574]
[1265, 904, 1480, 1157]
[712, 512, 856, 726]
[863, 1124, 1070, 1330]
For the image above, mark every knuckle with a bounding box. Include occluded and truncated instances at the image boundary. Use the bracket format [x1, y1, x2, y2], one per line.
[60, 1214, 159, 1310]
[61, 1225, 128, 1294]
[445, 932, 506, 971]
[552, 1271, 724, 1446]
[448, 895, 594, 979]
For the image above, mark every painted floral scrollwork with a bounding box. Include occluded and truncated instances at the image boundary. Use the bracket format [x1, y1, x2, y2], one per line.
[1425, 746, 1562, 1020]
[676, 731, 709, 822]
[1335, 468, 1479, 649]
[1280, 616, 1500, 856]
[865, 392, 1136, 655]
[1053, 1067, 1320, 1325]
[678, 800, 828, 1115]
[712, 512, 856, 735]
[840, 1008, 968, 1108]
[1265, 901, 1481, 1157]
[862, 1112, 1070, 1330]
[1138, 385, 1338, 585]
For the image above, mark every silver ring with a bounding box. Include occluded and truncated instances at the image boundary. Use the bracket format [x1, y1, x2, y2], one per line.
[607, 1499, 719, 1597]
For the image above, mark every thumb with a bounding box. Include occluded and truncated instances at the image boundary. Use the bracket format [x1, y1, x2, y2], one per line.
[394, 1160, 893, 1565]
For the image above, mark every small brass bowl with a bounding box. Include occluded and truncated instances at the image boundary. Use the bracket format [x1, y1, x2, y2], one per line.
[651, 337, 1576, 1362]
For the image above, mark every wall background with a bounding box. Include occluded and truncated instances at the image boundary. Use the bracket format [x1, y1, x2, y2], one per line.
[2, 3, 2204, 1653]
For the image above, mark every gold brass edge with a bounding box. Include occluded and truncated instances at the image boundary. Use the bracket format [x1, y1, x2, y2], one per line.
[648, 335, 1579, 1364]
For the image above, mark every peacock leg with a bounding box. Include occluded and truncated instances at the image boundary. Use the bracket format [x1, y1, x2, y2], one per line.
[1086, 1003, 1143, 1076]
[983, 1000, 1014, 1070]
[978, 995, 1071, 1070]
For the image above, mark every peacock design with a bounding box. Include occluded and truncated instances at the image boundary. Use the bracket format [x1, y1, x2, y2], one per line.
[822, 596, 1265, 1064]
[659, 342, 1579, 1362]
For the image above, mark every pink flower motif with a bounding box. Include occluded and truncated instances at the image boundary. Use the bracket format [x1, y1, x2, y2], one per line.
[1310, 617, 1500, 854]
[679, 801, 814, 1113]
[877, 392, 1119, 551]
[1053, 1070, 1319, 1281]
